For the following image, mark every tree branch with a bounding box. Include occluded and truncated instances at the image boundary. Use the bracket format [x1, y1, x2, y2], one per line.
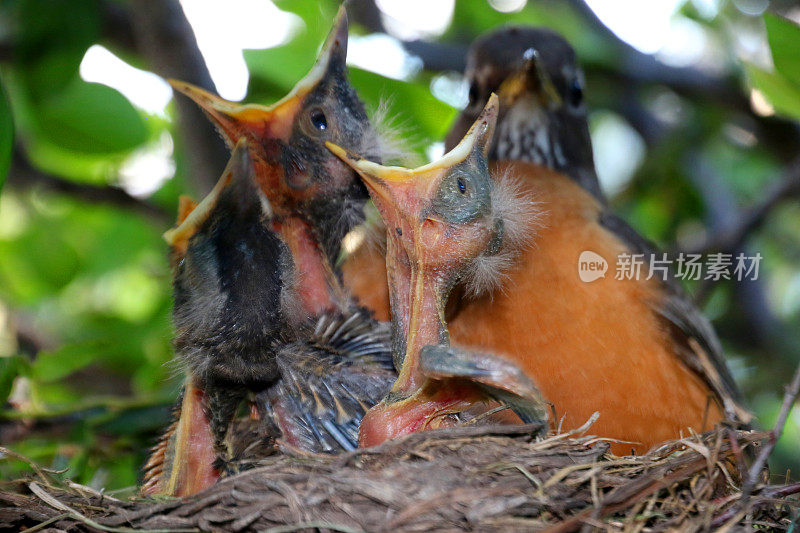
[683, 151, 785, 350]
[126, 0, 229, 195]
[744, 360, 800, 495]
[689, 155, 800, 255]
[7, 149, 171, 224]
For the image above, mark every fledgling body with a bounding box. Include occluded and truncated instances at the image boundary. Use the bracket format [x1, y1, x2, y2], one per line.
[143, 9, 397, 496]
[142, 143, 395, 496]
[329, 96, 548, 446]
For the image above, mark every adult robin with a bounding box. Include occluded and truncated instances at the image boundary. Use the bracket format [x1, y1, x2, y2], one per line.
[445, 27, 749, 453]
[342, 27, 749, 454]
[328, 96, 548, 446]
[142, 142, 395, 496]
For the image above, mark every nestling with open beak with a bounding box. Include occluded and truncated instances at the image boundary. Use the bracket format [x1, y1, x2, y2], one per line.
[143, 141, 395, 496]
[328, 95, 549, 447]
[169, 6, 384, 316]
[148, 8, 400, 490]
[143, 8, 406, 496]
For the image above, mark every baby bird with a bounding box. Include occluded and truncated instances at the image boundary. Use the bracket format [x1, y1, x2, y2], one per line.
[169, 6, 381, 317]
[328, 96, 548, 446]
[144, 8, 402, 496]
[142, 142, 394, 496]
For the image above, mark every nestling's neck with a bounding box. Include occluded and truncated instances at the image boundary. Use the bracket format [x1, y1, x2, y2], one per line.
[275, 216, 348, 316]
[386, 238, 450, 395]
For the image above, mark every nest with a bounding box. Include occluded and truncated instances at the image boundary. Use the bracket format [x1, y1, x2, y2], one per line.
[1, 423, 798, 532]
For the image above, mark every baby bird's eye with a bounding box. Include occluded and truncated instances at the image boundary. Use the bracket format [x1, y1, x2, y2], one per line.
[310, 108, 328, 131]
[433, 171, 491, 224]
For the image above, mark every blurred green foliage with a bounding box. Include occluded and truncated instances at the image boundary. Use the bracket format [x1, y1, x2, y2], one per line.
[0, 0, 798, 490]
[751, 12, 800, 119]
[0, 81, 12, 190]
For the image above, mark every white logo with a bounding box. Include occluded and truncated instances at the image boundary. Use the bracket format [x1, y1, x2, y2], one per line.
[578, 251, 608, 282]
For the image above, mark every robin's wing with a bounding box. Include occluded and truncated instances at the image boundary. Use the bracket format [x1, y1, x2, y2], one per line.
[265, 311, 395, 452]
[419, 344, 549, 432]
[598, 211, 750, 423]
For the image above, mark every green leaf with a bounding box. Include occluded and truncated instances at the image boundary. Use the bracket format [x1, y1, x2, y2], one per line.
[0, 76, 12, 192]
[0, 355, 24, 404]
[744, 63, 800, 121]
[12, 0, 100, 101]
[30, 342, 104, 383]
[245, 0, 337, 99]
[764, 13, 800, 87]
[34, 79, 148, 154]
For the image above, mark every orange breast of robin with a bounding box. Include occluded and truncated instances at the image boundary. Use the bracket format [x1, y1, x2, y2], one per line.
[342, 242, 391, 321]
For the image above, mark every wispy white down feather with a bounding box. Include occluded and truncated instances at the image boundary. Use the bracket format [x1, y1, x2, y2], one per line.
[461, 169, 543, 299]
[369, 97, 423, 167]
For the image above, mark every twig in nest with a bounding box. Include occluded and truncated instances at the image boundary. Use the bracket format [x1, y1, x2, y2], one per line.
[711, 361, 800, 527]
[28, 482, 196, 533]
[744, 362, 800, 495]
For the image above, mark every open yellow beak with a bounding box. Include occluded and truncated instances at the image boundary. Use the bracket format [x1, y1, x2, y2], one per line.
[326, 94, 499, 256]
[163, 139, 255, 255]
[325, 93, 499, 212]
[168, 5, 350, 145]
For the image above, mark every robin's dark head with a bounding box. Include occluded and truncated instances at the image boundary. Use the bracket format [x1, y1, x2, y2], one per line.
[170, 7, 378, 263]
[165, 141, 298, 387]
[445, 26, 602, 200]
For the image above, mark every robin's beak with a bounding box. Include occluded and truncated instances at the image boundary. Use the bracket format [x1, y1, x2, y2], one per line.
[163, 139, 258, 255]
[497, 48, 562, 110]
[169, 6, 349, 145]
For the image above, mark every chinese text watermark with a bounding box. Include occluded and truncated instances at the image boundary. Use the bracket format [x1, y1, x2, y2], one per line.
[578, 251, 762, 283]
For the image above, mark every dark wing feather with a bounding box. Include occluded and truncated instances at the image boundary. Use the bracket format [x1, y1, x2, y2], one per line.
[419, 344, 549, 432]
[263, 310, 395, 452]
[598, 211, 749, 423]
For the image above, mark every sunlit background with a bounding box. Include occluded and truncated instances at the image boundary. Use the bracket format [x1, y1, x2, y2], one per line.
[76, 0, 791, 198]
[1, 0, 799, 489]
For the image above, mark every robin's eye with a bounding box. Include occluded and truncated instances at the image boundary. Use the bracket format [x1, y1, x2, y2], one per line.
[457, 177, 467, 194]
[568, 78, 583, 108]
[468, 83, 479, 105]
[310, 109, 328, 131]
